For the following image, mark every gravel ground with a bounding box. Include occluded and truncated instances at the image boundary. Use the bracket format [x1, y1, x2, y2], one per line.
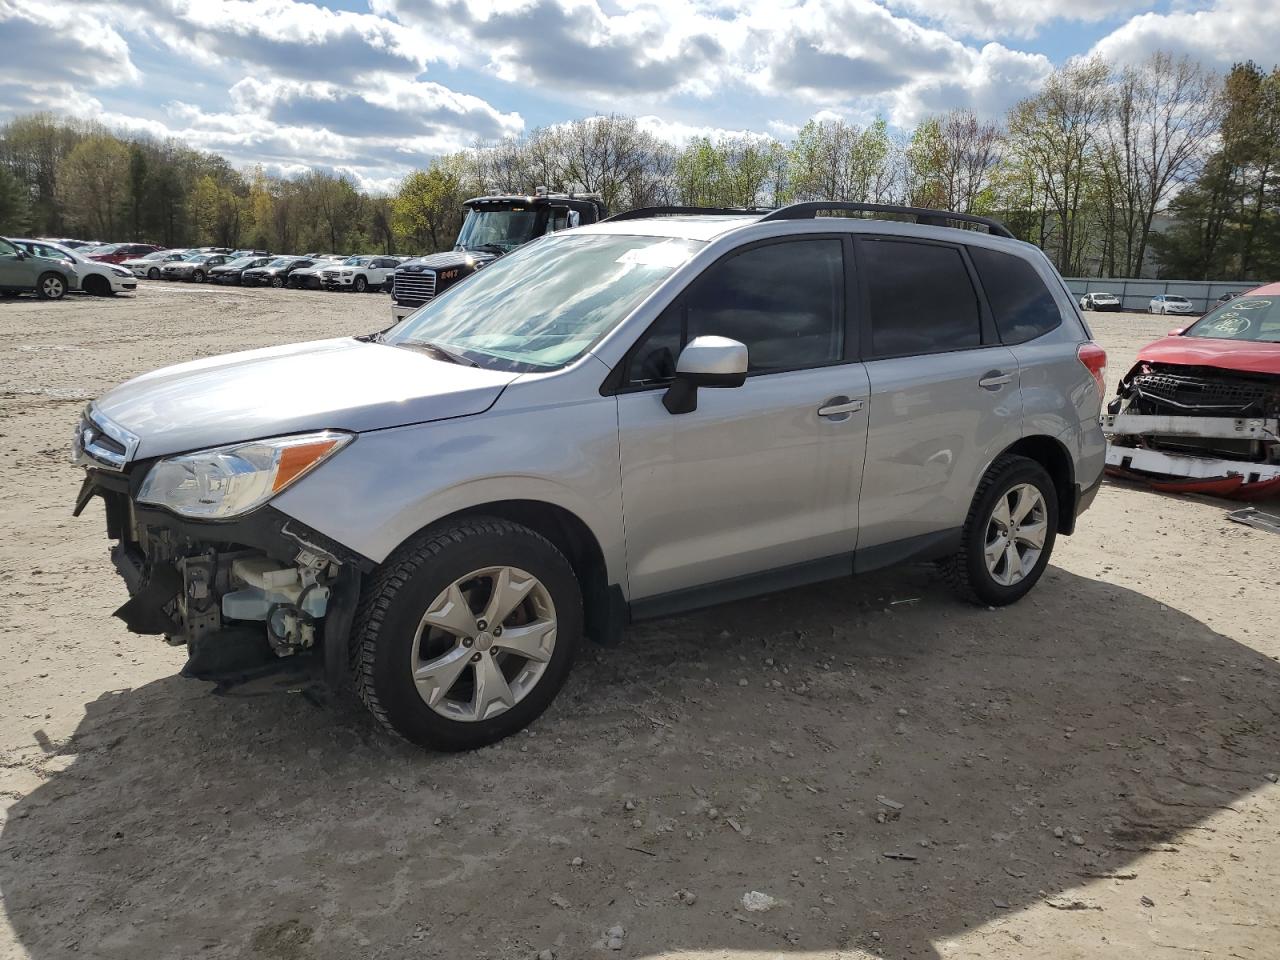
[0, 283, 1277, 960]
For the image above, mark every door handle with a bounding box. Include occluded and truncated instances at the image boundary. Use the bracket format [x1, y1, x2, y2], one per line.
[978, 371, 1013, 390]
[818, 397, 865, 418]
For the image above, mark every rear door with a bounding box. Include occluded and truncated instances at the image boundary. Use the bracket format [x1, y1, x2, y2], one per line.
[854, 236, 1022, 561]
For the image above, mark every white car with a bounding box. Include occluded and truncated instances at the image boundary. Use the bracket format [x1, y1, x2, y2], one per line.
[1079, 291, 1121, 312]
[122, 249, 188, 280]
[321, 255, 406, 292]
[286, 255, 346, 290]
[1149, 295, 1195, 315]
[14, 239, 137, 296]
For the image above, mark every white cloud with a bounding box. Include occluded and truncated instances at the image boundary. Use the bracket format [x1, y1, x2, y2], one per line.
[885, 0, 1145, 40]
[1090, 0, 1280, 69]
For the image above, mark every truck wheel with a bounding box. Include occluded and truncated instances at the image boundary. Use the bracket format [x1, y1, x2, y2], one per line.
[353, 518, 582, 751]
[939, 455, 1058, 607]
[37, 273, 67, 300]
[354, 275, 367, 293]
[83, 274, 111, 296]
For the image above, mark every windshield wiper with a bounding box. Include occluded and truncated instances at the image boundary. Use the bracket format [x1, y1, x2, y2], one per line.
[468, 243, 509, 256]
[400, 340, 479, 367]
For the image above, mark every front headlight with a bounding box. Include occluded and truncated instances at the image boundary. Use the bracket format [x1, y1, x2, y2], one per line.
[109, 266, 131, 278]
[137, 431, 352, 519]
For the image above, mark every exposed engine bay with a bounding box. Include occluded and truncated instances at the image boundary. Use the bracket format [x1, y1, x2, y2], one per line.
[1106, 361, 1280, 498]
[76, 467, 366, 687]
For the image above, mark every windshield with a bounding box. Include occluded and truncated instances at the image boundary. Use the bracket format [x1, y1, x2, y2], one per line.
[189, 254, 214, 263]
[265, 258, 296, 269]
[387, 234, 703, 372]
[223, 257, 257, 268]
[1183, 295, 1280, 343]
[455, 209, 542, 253]
[343, 256, 371, 266]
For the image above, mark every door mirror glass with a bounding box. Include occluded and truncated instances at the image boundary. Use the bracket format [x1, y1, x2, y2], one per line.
[664, 336, 748, 414]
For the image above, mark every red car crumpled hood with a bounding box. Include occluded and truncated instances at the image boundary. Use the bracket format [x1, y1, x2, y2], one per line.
[1136, 336, 1280, 376]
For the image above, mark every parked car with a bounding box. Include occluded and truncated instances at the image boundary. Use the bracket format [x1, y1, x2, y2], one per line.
[0, 235, 77, 299]
[38, 237, 93, 249]
[1149, 294, 1195, 315]
[71, 202, 1105, 750]
[87, 243, 162, 265]
[161, 252, 230, 283]
[286, 255, 346, 290]
[1106, 283, 1280, 498]
[243, 256, 316, 287]
[13, 238, 137, 296]
[208, 255, 273, 285]
[321, 255, 405, 292]
[1079, 291, 1122, 312]
[122, 249, 188, 280]
[228, 249, 271, 259]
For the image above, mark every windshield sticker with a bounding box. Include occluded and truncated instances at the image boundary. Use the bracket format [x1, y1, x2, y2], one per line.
[1210, 313, 1250, 335]
[616, 243, 692, 268]
[1230, 298, 1270, 311]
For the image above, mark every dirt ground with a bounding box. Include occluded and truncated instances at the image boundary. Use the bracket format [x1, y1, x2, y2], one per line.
[0, 284, 1277, 960]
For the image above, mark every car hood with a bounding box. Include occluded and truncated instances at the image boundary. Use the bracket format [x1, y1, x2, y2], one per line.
[93, 337, 519, 459]
[1136, 335, 1280, 377]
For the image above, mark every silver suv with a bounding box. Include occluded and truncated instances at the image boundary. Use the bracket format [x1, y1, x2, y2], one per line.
[72, 203, 1107, 751]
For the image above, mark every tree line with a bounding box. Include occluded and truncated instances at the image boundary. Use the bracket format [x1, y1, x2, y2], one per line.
[1, 51, 1277, 280]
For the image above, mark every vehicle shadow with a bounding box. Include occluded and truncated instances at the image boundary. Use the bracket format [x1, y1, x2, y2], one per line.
[2, 565, 1276, 959]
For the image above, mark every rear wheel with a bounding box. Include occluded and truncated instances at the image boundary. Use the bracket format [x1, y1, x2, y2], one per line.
[36, 273, 67, 300]
[939, 455, 1058, 606]
[147, 267, 160, 280]
[353, 517, 582, 750]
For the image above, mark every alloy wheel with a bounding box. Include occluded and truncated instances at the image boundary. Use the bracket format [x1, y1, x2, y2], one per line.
[42, 276, 64, 298]
[411, 565, 557, 722]
[983, 483, 1048, 587]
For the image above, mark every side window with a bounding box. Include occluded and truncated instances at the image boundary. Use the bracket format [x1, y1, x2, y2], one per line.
[545, 210, 570, 234]
[862, 240, 981, 357]
[969, 246, 1062, 344]
[625, 239, 845, 383]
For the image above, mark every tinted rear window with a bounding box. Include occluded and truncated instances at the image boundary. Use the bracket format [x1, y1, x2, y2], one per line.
[862, 239, 980, 357]
[969, 246, 1062, 344]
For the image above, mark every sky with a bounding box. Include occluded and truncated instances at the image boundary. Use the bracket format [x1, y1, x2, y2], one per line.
[1, 0, 1277, 193]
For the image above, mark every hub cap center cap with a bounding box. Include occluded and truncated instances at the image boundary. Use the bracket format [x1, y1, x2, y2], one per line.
[474, 631, 495, 652]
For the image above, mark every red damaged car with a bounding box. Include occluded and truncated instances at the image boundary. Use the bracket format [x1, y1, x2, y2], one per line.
[1105, 281, 1280, 499]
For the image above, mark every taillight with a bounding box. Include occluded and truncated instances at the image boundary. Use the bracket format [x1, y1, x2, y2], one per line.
[1078, 341, 1107, 397]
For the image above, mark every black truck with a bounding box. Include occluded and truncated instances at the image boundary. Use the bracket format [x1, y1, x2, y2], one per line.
[390, 191, 607, 321]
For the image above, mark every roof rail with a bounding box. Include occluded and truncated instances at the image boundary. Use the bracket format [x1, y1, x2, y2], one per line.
[759, 202, 1015, 239]
[603, 205, 774, 222]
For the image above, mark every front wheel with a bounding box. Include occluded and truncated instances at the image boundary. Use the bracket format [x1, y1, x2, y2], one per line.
[271, 276, 284, 288]
[192, 269, 205, 283]
[939, 455, 1058, 606]
[147, 267, 160, 280]
[36, 272, 67, 300]
[354, 275, 368, 293]
[352, 518, 582, 750]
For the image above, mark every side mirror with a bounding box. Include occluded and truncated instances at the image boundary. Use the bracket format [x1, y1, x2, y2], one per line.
[14, 249, 26, 260]
[663, 336, 748, 415]
[1169, 327, 1185, 337]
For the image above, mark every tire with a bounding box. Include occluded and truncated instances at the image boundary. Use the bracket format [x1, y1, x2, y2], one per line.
[147, 267, 160, 280]
[192, 270, 205, 283]
[36, 272, 67, 300]
[938, 454, 1058, 607]
[271, 276, 284, 288]
[352, 517, 583, 751]
[83, 274, 110, 297]
[353, 275, 368, 293]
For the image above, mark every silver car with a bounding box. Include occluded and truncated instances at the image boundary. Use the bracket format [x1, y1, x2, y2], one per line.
[72, 203, 1107, 750]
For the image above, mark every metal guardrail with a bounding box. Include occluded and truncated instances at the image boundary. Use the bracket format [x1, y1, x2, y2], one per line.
[1062, 277, 1266, 314]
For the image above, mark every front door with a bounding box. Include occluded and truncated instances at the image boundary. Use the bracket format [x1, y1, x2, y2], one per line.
[0, 237, 30, 288]
[615, 236, 870, 601]
[852, 236, 1023, 556]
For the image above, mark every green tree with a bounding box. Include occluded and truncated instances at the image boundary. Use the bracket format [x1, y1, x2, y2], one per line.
[0, 165, 30, 233]
[393, 163, 466, 252]
[57, 134, 131, 238]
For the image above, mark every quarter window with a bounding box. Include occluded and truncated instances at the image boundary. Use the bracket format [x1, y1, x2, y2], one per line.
[862, 239, 981, 357]
[970, 246, 1062, 344]
[626, 239, 845, 383]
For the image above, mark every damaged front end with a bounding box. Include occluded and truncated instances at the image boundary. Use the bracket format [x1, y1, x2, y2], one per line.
[1105, 361, 1280, 499]
[72, 408, 368, 689]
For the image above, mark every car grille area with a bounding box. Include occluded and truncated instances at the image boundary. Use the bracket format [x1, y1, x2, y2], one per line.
[393, 271, 436, 307]
[1130, 366, 1280, 417]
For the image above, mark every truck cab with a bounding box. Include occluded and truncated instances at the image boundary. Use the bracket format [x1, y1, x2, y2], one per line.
[391, 192, 606, 322]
